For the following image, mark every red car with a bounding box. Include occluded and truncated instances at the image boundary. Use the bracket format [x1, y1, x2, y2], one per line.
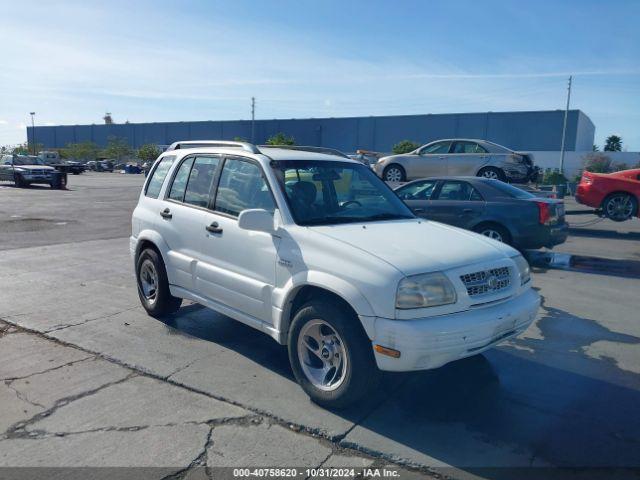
[575, 168, 640, 221]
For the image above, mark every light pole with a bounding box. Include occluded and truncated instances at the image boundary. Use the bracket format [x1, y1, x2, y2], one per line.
[30, 112, 36, 155]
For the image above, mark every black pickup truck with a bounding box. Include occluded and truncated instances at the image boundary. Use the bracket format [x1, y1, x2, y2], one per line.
[0, 155, 67, 188]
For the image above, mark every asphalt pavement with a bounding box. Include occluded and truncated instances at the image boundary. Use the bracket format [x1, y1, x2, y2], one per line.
[0, 173, 639, 479]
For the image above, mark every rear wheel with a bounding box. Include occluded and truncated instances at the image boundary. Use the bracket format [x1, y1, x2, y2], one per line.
[477, 167, 505, 182]
[136, 248, 182, 316]
[602, 193, 638, 222]
[383, 164, 406, 183]
[288, 299, 378, 409]
[474, 223, 512, 245]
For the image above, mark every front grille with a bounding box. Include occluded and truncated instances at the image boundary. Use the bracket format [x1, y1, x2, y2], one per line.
[27, 169, 50, 176]
[460, 267, 511, 297]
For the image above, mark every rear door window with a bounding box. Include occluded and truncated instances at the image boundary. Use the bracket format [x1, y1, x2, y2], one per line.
[451, 141, 487, 154]
[183, 156, 221, 208]
[396, 180, 437, 200]
[145, 155, 176, 198]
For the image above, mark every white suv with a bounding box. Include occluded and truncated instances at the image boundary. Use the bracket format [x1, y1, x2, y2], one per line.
[131, 141, 540, 408]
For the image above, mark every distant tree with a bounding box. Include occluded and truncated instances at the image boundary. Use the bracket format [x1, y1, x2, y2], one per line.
[103, 136, 132, 161]
[392, 140, 421, 154]
[604, 135, 622, 152]
[63, 141, 100, 161]
[612, 162, 629, 172]
[266, 132, 295, 146]
[137, 144, 161, 163]
[11, 143, 30, 155]
[592, 144, 599, 151]
[233, 136, 248, 142]
[583, 153, 612, 173]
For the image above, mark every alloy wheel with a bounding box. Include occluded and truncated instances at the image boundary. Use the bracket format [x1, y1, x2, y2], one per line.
[481, 229, 504, 242]
[385, 167, 403, 182]
[297, 319, 348, 392]
[139, 259, 159, 305]
[481, 169, 499, 180]
[605, 195, 634, 221]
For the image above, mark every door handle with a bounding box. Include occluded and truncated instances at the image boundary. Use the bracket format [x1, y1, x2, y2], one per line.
[460, 208, 474, 215]
[205, 222, 223, 234]
[160, 208, 172, 219]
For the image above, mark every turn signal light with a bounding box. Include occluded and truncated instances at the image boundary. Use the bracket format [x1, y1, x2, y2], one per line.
[374, 344, 401, 358]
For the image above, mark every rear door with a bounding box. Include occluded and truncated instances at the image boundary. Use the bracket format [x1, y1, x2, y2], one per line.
[157, 154, 222, 291]
[427, 180, 485, 227]
[196, 156, 280, 324]
[412, 141, 451, 178]
[447, 141, 488, 175]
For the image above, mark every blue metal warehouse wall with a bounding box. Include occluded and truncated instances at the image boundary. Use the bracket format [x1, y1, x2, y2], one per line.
[29, 110, 594, 152]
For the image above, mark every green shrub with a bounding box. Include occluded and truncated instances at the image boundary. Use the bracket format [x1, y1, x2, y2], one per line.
[392, 140, 421, 154]
[542, 169, 568, 185]
[583, 153, 612, 173]
[266, 133, 295, 146]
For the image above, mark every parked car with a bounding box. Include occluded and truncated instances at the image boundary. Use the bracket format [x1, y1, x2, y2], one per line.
[394, 177, 568, 250]
[131, 140, 540, 408]
[576, 169, 640, 221]
[373, 139, 537, 183]
[0, 154, 63, 188]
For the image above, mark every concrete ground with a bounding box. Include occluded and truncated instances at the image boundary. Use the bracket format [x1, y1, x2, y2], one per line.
[0, 173, 639, 479]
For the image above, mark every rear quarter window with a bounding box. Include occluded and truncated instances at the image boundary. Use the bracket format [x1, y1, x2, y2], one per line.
[145, 155, 176, 198]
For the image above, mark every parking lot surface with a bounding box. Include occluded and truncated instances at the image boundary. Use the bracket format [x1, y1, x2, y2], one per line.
[1, 173, 639, 478]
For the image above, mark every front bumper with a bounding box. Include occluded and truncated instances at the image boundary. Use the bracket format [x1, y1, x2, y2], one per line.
[364, 288, 540, 372]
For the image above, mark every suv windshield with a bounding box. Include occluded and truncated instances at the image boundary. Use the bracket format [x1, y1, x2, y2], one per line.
[13, 156, 44, 166]
[272, 160, 415, 226]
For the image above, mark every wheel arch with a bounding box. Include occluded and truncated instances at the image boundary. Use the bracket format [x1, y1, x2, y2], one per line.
[276, 275, 375, 345]
[600, 190, 639, 208]
[134, 230, 170, 263]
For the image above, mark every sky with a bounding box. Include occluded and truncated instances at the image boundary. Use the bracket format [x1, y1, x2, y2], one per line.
[1, 0, 639, 149]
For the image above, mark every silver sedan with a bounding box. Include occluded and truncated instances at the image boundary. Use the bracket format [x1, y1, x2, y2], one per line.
[372, 139, 536, 183]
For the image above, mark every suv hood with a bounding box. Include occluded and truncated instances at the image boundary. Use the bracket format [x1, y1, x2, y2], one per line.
[14, 165, 55, 171]
[311, 219, 515, 276]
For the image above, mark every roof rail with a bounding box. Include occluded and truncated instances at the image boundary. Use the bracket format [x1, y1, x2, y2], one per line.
[166, 140, 260, 154]
[259, 145, 350, 159]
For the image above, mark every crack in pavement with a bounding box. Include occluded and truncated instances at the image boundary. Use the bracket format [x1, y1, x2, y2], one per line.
[4, 380, 46, 410]
[43, 305, 140, 333]
[0, 318, 434, 477]
[0, 355, 95, 382]
[160, 425, 215, 480]
[4, 372, 137, 440]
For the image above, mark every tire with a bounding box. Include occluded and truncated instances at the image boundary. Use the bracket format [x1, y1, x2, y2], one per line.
[477, 167, 506, 182]
[288, 298, 378, 409]
[473, 223, 512, 245]
[383, 164, 406, 183]
[135, 248, 182, 316]
[602, 193, 638, 222]
[14, 174, 26, 188]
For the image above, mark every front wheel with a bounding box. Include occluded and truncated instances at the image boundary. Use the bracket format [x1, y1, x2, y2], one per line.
[288, 299, 378, 409]
[383, 164, 406, 183]
[602, 193, 638, 222]
[14, 174, 26, 188]
[136, 248, 182, 316]
[477, 167, 505, 182]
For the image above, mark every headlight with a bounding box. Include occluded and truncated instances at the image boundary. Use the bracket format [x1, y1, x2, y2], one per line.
[512, 254, 531, 285]
[396, 272, 456, 309]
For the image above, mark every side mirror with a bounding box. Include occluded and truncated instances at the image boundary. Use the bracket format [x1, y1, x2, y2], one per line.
[238, 209, 276, 234]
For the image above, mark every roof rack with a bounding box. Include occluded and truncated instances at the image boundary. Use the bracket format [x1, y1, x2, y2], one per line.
[166, 140, 260, 154]
[259, 145, 350, 159]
